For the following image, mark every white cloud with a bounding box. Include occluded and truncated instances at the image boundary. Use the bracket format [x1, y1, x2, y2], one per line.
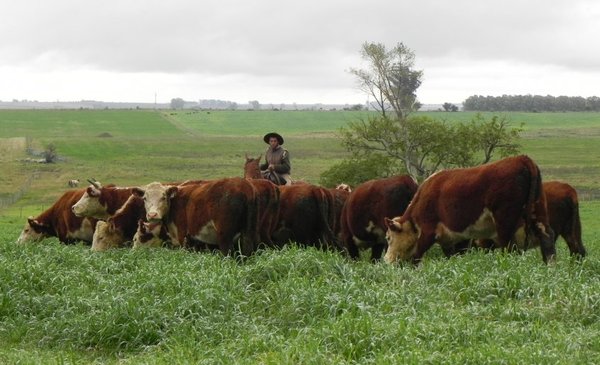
[2, 0, 599, 104]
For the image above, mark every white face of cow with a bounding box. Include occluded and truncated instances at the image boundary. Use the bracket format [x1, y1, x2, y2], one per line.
[91, 220, 125, 252]
[72, 186, 107, 219]
[133, 220, 164, 248]
[132, 182, 177, 221]
[384, 217, 419, 263]
[17, 217, 49, 244]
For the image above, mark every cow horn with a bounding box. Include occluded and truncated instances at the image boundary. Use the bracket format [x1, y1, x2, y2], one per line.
[87, 178, 101, 189]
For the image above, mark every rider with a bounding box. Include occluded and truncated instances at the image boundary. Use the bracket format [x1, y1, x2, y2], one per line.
[260, 132, 292, 185]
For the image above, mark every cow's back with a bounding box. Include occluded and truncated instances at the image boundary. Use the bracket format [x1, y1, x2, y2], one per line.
[274, 183, 336, 248]
[341, 175, 417, 260]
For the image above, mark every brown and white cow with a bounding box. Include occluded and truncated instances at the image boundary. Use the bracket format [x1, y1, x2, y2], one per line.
[71, 181, 136, 219]
[17, 189, 98, 244]
[384, 155, 556, 264]
[132, 177, 259, 256]
[133, 220, 168, 248]
[90, 195, 146, 251]
[340, 175, 418, 261]
[68, 179, 80, 188]
[272, 184, 338, 250]
[476, 181, 586, 257]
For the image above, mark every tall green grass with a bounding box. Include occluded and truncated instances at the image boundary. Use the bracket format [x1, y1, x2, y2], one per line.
[1, 224, 599, 363]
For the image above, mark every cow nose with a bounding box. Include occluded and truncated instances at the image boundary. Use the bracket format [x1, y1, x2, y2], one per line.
[148, 212, 158, 220]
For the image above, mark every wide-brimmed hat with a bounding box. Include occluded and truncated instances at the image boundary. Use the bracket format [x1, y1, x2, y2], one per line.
[263, 132, 284, 145]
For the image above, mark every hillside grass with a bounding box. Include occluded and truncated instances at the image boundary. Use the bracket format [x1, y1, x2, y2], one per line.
[1, 109, 600, 363]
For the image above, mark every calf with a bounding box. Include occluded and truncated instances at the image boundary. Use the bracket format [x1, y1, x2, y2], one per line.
[384, 155, 555, 264]
[90, 195, 146, 251]
[18, 189, 97, 244]
[340, 175, 418, 261]
[476, 181, 586, 257]
[68, 179, 80, 188]
[133, 220, 168, 248]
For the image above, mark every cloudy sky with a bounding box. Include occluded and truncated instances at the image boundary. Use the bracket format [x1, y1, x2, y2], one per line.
[2, 0, 599, 105]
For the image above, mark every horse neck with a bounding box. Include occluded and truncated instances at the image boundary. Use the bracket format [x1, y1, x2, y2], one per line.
[244, 161, 262, 179]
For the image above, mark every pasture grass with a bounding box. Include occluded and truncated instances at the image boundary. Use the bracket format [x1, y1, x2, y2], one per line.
[1, 216, 599, 364]
[1, 109, 600, 363]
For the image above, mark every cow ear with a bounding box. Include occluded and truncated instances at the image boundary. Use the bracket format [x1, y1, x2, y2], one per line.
[106, 217, 116, 231]
[28, 218, 45, 229]
[132, 187, 145, 197]
[137, 219, 146, 233]
[385, 217, 401, 232]
[166, 186, 178, 199]
[87, 186, 101, 197]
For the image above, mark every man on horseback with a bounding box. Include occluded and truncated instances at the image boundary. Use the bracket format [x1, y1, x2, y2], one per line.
[260, 132, 292, 186]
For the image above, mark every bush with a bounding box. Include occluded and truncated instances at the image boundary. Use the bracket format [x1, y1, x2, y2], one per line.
[43, 143, 57, 163]
[319, 154, 400, 188]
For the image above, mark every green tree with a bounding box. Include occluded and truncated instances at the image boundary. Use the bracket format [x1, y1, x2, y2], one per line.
[350, 42, 422, 121]
[324, 42, 523, 184]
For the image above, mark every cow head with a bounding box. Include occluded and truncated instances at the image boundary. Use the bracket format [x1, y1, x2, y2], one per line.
[383, 217, 419, 263]
[133, 219, 164, 248]
[17, 217, 52, 244]
[91, 219, 126, 252]
[72, 183, 107, 218]
[132, 182, 178, 221]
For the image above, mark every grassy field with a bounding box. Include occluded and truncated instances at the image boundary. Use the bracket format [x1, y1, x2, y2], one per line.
[1, 109, 600, 363]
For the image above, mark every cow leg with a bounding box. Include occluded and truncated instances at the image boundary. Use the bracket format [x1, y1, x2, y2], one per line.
[371, 243, 385, 262]
[564, 234, 586, 258]
[536, 225, 556, 264]
[440, 239, 470, 257]
[412, 231, 436, 265]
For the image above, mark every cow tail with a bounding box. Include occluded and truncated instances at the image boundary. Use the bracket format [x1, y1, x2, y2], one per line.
[316, 187, 338, 250]
[244, 181, 260, 256]
[569, 197, 586, 256]
[523, 156, 542, 249]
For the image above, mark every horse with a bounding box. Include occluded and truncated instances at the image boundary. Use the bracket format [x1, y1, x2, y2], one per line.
[244, 154, 298, 186]
[244, 154, 264, 180]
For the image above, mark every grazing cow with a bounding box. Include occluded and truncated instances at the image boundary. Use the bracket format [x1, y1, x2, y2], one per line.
[272, 184, 338, 249]
[90, 195, 146, 251]
[132, 177, 259, 256]
[133, 220, 168, 248]
[384, 155, 556, 264]
[476, 181, 586, 257]
[340, 175, 418, 261]
[68, 179, 80, 188]
[17, 189, 98, 244]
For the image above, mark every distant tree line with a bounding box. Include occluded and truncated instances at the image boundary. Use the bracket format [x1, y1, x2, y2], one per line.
[463, 95, 600, 112]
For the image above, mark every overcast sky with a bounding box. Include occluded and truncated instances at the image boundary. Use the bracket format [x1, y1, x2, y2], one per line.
[2, 0, 599, 105]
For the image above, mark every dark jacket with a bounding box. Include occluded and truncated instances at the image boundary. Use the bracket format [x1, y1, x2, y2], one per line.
[260, 145, 291, 174]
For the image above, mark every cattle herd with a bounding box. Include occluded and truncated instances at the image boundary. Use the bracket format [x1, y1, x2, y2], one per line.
[17, 155, 586, 264]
